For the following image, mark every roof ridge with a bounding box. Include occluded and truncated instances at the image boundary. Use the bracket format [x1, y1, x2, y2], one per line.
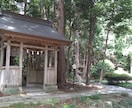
[2, 10, 53, 27]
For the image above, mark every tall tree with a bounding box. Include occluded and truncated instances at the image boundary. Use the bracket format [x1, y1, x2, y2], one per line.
[57, 0, 65, 87]
[86, 15, 96, 84]
[75, 0, 97, 84]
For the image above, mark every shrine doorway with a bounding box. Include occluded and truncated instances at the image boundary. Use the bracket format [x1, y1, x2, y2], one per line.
[22, 48, 44, 88]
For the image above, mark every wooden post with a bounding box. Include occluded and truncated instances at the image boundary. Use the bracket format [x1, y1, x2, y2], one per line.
[27, 49, 29, 87]
[55, 49, 58, 85]
[19, 42, 23, 89]
[0, 41, 4, 67]
[5, 40, 11, 84]
[43, 45, 48, 89]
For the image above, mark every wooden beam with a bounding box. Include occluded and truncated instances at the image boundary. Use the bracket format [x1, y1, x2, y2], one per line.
[24, 44, 45, 50]
[3, 31, 71, 46]
[5, 42, 57, 51]
[24, 45, 56, 51]
[19, 42, 23, 87]
[43, 45, 48, 89]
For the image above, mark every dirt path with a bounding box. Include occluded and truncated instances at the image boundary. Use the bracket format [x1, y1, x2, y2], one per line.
[0, 85, 132, 107]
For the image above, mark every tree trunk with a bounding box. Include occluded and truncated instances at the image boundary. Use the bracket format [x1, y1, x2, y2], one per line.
[85, 16, 95, 85]
[75, 31, 80, 69]
[74, 31, 81, 82]
[24, 0, 27, 15]
[99, 29, 110, 84]
[57, 0, 65, 88]
[83, 52, 88, 78]
[66, 19, 72, 79]
[53, 0, 56, 23]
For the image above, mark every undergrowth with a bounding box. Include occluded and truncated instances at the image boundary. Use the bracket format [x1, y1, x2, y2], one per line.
[7, 93, 132, 108]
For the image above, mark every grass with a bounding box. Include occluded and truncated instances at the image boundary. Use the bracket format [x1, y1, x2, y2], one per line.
[10, 102, 25, 108]
[5, 93, 132, 108]
[88, 94, 103, 100]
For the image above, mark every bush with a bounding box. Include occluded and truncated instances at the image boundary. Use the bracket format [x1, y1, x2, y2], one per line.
[91, 59, 114, 79]
[117, 83, 132, 89]
[105, 73, 132, 84]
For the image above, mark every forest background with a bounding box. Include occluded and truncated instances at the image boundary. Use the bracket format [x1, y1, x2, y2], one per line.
[0, 0, 132, 86]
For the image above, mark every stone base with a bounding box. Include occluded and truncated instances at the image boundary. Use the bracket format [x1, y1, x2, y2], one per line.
[44, 85, 58, 92]
[0, 85, 4, 92]
[1, 86, 22, 95]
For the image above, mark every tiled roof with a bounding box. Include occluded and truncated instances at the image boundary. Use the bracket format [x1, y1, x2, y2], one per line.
[0, 11, 70, 44]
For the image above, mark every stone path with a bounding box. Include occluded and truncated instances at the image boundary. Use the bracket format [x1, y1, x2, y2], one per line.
[0, 85, 132, 107]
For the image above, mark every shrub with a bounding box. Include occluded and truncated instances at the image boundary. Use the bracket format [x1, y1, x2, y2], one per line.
[91, 59, 114, 79]
[105, 73, 132, 84]
[117, 83, 132, 89]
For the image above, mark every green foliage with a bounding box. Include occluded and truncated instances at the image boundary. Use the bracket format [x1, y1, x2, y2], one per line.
[113, 34, 131, 72]
[63, 103, 69, 108]
[0, 0, 19, 12]
[9, 94, 132, 108]
[79, 96, 89, 103]
[28, 0, 41, 17]
[63, 102, 76, 108]
[1, 0, 132, 84]
[105, 73, 132, 84]
[119, 98, 132, 107]
[10, 102, 36, 108]
[112, 96, 132, 108]
[10, 102, 25, 108]
[88, 94, 103, 100]
[28, 102, 35, 108]
[69, 71, 75, 81]
[116, 83, 132, 89]
[69, 101, 76, 108]
[120, 56, 130, 71]
[91, 60, 114, 79]
[47, 99, 56, 106]
[14, 56, 19, 66]
[120, 93, 129, 97]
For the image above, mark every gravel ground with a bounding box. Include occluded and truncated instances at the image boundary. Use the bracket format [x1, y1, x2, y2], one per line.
[0, 84, 132, 107]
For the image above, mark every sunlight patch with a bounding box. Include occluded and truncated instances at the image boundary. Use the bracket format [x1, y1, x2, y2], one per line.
[7, 26, 15, 30]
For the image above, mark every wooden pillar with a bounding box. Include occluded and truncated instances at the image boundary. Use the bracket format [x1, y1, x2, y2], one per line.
[19, 42, 23, 88]
[0, 48, 3, 67]
[0, 42, 4, 67]
[55, 49, 58, 84]
[0, 41, 4, 91]
[26, 49, 29, 87]
[43, 45, 48, 89]
[5, 40, 11, 84]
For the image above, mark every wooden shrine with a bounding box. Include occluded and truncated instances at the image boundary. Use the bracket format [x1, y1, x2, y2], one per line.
[0, 11, 70, 93]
